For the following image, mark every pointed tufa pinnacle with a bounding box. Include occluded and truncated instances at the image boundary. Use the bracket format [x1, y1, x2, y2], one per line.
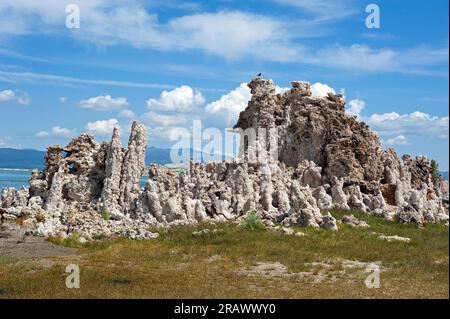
[119, 121, 148, 215]
[101, 126, 124, 219]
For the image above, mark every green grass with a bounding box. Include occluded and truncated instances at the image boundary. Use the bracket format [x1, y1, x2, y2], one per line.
[47, 232, 84, 248]
[0, 209, 448, 298]
[240, 211, 265, 231]
[100, 210, 111, 221]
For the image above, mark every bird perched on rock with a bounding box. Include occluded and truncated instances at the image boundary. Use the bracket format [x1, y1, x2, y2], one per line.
[256, 73, 262, 77]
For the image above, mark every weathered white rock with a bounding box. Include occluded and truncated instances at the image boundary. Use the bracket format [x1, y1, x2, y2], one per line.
[101, 127, 124, 218]
[320, 212, 338, 231]
[1, 77, 448, 241]
[341, 214, 369, 228]
[378, 235, 410, 243]
[331, 177, 350, 210]
[119, 121, 147, 215]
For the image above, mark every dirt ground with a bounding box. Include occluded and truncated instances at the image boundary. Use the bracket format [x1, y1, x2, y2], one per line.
[0, 222, 77, 260]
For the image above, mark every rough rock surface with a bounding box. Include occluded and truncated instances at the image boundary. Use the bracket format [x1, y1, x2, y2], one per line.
[1, 78, 448, 240]
[341, 214, 369, 228]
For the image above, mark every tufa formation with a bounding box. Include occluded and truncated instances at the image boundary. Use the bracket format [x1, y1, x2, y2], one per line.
[1, 78, 448, 241]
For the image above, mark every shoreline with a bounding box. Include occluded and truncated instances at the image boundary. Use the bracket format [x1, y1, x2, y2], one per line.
[0, 168, 33, 172]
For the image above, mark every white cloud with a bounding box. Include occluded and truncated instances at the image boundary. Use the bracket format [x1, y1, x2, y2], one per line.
[305, 44, 449, 75]
[385, 135, 410, 146]
[275, 86, 290, 94]
[52, 126, 74, 138]
[0, 70, 175, 90]
[60, 96, 67, 103]
[0, 89, 15, 102]
[271, 0, 355, 21]
[347, 99, 365, 117]
[118, 109, 136, 119]
[366, 111, 449, 139]
[0, 89, 30, 105]
[164, 11, 300, 61]
[36, 126, 75, 138]
[149, 126, 187, 141]
[146, 85, 204, 112]
[0, 2, 300, 62]
[310, 82, 335, 97]
[36, 131, 49, 138]
[80, 95, 128, 110]
[205, 83, 251, 126]
[0, 2, 447, 74]
[85, 118, 120, 136]
[142, 111, 187, 126]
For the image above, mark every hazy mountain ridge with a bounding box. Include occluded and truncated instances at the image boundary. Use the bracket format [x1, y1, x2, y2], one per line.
[0, 147, 173, 168]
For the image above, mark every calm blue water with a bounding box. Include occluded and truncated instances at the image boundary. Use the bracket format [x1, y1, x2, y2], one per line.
[0, 170, 31, 189]
[0, 169, 149, 190]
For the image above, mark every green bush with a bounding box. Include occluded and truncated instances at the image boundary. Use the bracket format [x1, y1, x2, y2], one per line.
[241, 211, 265, 231]
[63, 233, 83, 247]
[430, 159, 439, 184]
[100, 209, 111, 221]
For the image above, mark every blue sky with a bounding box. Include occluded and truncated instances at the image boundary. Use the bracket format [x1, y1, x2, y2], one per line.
[0, 0, 448, 169]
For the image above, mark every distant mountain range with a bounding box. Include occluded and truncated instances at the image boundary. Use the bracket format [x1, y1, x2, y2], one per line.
[0, 148, 46, 169]
[0, 147, 227, 169]
[0, 148, 448, 180]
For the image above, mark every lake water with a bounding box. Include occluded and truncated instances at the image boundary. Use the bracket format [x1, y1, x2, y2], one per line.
[1, 168, 448, 191]
[0, 169, 148, 190]
[0, 170, 32, 189]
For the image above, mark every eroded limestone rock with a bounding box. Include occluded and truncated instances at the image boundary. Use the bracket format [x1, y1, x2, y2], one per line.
[1, 78, 448, 240]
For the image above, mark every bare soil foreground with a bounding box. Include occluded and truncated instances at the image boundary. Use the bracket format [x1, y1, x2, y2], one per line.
[0, 210, 448, 298]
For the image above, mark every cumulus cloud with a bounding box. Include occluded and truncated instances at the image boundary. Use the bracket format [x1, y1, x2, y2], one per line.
[0, 89, 30, 105]
[80, 95, 128, 110]
[36, 126, 75, 138]
[205, 83, 251, 126]
[149, 126, 187, 141]
[347, 99, 365, 117]
[310, 82, 335, 97]
[146, 85, 204, 112]
[385, 135, 410, 146]
[85, 118, 119, 136]
[118, 109, 136, 119]
[275, 86, 290, 94]
[142, 111, 187, 126]
[366, 111, 449, 139]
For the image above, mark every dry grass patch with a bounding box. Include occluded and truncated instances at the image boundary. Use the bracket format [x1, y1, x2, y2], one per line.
[0, 210, 448, 298]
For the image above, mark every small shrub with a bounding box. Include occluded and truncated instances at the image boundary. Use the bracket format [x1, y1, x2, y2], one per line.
[47, 235, 63, 245]
[15, 216, 26, 226]
[35, 212, 46, 223]
[430, 159, 439, 184]
[93, 234, 106, 240]
[241, 211, 265, 231]
[62, 232, 83, 247]
[100, 210, 111, 221]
